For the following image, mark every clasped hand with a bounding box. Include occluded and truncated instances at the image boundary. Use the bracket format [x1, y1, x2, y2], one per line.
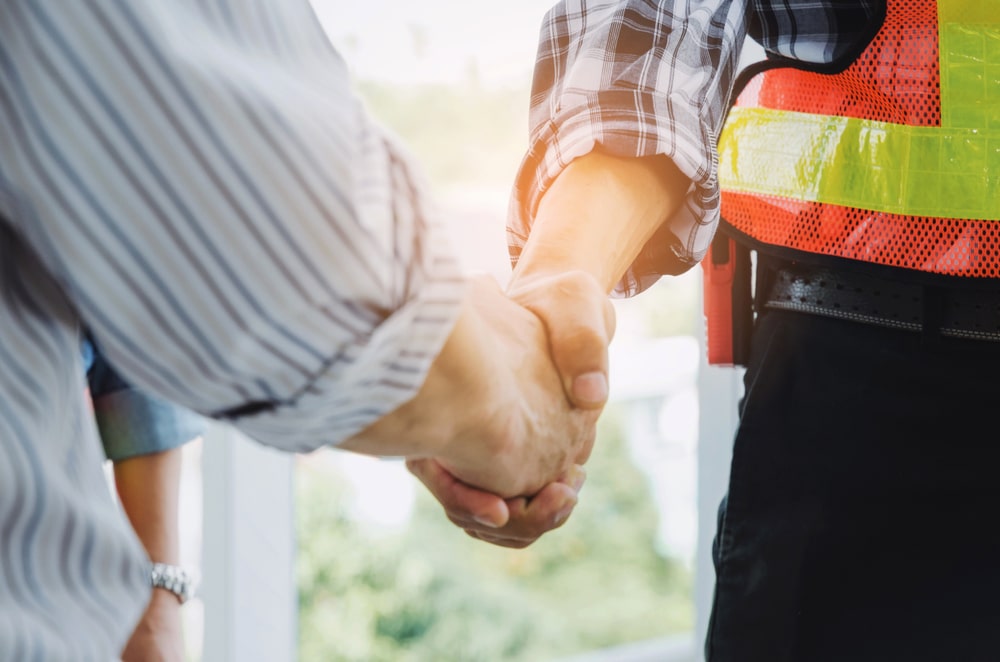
[408, 270, 614, 548]
[343, 270, 613, 547]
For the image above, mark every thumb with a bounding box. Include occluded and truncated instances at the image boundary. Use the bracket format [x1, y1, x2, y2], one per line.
[508, 270, 616, 410]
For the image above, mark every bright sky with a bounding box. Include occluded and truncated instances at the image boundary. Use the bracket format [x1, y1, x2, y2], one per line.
[309, 0, 552, 87]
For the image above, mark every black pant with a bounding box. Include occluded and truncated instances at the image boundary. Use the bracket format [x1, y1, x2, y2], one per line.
[706, 309, 1000, 661]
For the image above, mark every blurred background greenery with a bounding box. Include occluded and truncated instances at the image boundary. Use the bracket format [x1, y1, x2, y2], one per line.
[297, 406, 693, 662]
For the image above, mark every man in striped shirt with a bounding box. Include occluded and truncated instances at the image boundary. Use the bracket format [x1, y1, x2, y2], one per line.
[0, 2, 612, 658]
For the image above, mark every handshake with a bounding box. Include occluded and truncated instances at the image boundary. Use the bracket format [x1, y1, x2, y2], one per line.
[342, 269, 614, 548]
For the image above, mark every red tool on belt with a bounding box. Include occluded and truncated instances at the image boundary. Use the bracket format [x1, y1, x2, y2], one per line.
[702, 232, 752, 367]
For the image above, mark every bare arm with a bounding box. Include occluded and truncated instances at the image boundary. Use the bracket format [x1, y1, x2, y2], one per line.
[114, 450, 182, 566]
[114, 448, 186, 662]
[511, 151, 689, 293]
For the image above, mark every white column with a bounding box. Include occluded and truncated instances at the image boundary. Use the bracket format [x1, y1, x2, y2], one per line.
[201, 423, 297, 662]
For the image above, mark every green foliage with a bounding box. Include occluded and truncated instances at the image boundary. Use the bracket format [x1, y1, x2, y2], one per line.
[296, 406, 692, 661]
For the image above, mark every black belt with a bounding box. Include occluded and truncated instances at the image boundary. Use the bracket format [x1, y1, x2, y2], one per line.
[763, 264, 1000, 342]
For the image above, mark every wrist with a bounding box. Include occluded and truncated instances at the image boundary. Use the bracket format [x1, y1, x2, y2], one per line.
[122, 589, 184, 662]
[148, 586, 185, 610]
[339, 277, 510, 463]
[149, 562, 196, 605]
[515, 151, 688, 292]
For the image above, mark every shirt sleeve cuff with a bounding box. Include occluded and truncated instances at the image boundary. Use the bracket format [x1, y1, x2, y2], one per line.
[220, 218, 467, 453]
[508, 90, 722, 297]
[95, 389, 205, 462]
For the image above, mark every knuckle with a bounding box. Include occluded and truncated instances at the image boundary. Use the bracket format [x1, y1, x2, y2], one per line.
[553, 329, 606, 367]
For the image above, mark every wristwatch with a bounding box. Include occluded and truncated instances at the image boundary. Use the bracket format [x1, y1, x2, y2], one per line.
[150, 563, 196, 604]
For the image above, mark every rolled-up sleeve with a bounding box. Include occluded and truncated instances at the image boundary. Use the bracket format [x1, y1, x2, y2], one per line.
[508, 0, 749, 294]
[84, 338, 205, 461]
[0, 1, 464, 451]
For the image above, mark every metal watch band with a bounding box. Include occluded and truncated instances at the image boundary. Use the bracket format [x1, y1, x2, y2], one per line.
[150, 562, 196, 604]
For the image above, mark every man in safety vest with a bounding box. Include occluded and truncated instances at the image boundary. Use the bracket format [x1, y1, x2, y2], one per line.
[428, 1, 1000, 659]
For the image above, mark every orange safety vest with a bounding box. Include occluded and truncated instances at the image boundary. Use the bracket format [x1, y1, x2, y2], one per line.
[717, 0, 1000, 277]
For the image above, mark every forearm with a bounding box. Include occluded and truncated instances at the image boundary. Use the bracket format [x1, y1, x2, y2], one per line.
[510, 1, 750, 285]
[113, 448, 183, 565]
[114, 448, 187, 661]
[511, 151, 690, 292]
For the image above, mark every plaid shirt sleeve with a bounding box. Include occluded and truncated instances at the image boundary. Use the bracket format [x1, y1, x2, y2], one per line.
[508, 0, 750, 295]
[508, 0, 883, 296]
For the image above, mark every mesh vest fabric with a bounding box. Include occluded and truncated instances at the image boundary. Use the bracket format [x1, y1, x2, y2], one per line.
[718, 0, 1000, 277]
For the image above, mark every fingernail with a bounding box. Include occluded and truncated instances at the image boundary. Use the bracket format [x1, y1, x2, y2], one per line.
[572, 372, 608, 405]
[473, 515, 500, 529]
[570, 469, 587, 493]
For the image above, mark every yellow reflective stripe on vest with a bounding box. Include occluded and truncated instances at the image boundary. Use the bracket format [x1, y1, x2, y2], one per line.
[718, 108, 1000, 220]
[938, 3, 1000, 130]
[718, 2, 1000, 221]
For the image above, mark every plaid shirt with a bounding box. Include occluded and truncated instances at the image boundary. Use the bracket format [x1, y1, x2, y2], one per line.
[508, 0, 881, 296]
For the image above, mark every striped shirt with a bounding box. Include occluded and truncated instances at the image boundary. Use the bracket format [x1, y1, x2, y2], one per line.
[0, 1, 463, 658]
[508, 0, 881, 296]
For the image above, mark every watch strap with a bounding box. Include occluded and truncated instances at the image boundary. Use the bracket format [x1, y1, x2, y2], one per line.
[150, 562, 196, 604]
